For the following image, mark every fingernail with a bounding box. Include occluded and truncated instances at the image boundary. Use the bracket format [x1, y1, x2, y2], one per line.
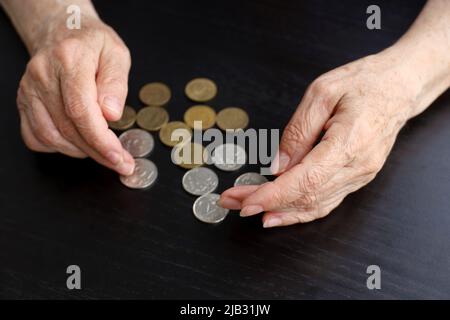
[240, 205, 264, 217]
[263, 217, 283, 228]
[271, 151, 290, 174]
[118, 160, 135, 176]
[219, 196, 242, 210]
[103, 96, 122, 116]
[106, 151, 122, 165]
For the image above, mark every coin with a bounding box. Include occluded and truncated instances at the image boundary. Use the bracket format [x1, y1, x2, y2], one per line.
[185, 78, 217, 102]
[211, 143, 246, 171]
[120, 158, 158, 189]
[182, 167, 218, 196]
[183, 105, 216, 130]
[119, 129, 154, 158]
[171, 142, 206, 169]
[139, 82, 171, 106]
[216, 107, 249, 130]
[159, 121, 192, 147]
[234, 172, 268, 187]
[108, 106, 136, 130]
[136, 106, 169, 131]
[193, 193, 229, 224]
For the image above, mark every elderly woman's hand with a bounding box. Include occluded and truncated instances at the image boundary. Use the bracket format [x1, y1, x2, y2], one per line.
[220, 28, 450, 227]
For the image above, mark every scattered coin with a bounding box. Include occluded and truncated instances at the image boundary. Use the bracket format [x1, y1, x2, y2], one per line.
[193, 193, 229, 224]
[234, 172, 268, 187]
[119, 128, 154, 158]
[185, 78, 217, 102]
[136, 106, 169, 131]
[183, 105, 216, 130]
[182, 167, 219, 196]
[159, 121, 193, 147]
[216, 107, 249, 130]
[108, 106, 136, 130]
[212, 143, 246, 171]
[120, 158, 158, 189]
[139, 82, 171, 106]
[172, 142, 206, 169]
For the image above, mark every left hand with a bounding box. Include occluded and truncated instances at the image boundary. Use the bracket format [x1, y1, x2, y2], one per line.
[220, 51, 426, 228]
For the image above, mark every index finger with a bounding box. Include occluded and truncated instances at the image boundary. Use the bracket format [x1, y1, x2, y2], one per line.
[59, 58, 133, 173]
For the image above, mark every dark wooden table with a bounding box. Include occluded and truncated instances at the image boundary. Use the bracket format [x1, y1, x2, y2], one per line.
[1, 0, 449, 299]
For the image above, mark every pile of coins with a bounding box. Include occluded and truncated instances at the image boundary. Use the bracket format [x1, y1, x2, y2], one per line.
[108, 78, 268, 224]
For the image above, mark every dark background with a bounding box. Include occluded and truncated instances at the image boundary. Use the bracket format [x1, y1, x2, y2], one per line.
[1, 0, 449, 299]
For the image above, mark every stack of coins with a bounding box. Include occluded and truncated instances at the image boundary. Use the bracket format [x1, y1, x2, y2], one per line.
[109, 78, 269, 224]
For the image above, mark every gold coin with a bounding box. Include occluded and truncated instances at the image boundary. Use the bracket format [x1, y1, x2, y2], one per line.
[136, 106, 169, 131]
[159, 121, 193, 147]
[183, 105, 216, 130]
[108, 106, 136, 130]
[172, 142, 205, 169]
[139, 82, 171, 106]
[216, 107, 249, 130]
[185, 78, 217, 102]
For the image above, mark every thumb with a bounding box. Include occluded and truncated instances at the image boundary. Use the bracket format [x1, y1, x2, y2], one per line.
[271, 79, 342, 174]
[96, 46, 131, 121]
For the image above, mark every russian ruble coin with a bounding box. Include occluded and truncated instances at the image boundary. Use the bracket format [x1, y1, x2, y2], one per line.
[172, 142, 206, 169]
[185, 78, 217, 102]
[119, 128, 154, 158]
[193, 193, 229, 224]
[183, 105, 216, 130]
[139, 82, 171, 106]
[120, 158, 158, 189]
[182, 167, 218, 196]
[211, 143, 246, 171]
[234, 172, 268, 187]
[108, 106, 136, 130]
[136, 106, 169, 131]
[216, 107, 249, 130]
[159, 121, 192, 147]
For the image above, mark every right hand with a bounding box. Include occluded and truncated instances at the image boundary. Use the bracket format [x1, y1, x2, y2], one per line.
[17, 16, 135, 175]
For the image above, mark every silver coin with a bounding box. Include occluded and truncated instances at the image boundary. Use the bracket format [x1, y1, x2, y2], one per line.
[211, 143, 246, 171]
[182, 167, 218, 196]
[234, 172, 269, 187]
[120, 158, 158, 189]
[193, 193, 229, 224]
[119, 128, 154, 158]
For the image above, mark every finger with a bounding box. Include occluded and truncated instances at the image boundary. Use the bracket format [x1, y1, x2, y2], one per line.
[262, 202, 341, 228]
[59, 58, 134, 175]
[219, 185, 260, 210]
[18, 108, 54, 153]
[241, 124, 351, 217]
[22, 93, 87, 158]
[271, 79, 343, 174]
[96, 45, 131, 121]
[261, 166, 375, 228]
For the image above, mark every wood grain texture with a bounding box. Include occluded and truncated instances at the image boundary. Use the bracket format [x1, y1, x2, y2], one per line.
[1, 0, 449, 299]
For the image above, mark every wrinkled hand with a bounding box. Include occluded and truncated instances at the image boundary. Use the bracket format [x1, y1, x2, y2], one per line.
[220, 53, 423, 227]
[17, 16, 134, 175]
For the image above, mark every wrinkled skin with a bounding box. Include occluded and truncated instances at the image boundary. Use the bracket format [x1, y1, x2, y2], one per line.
[219, 52, 435, 227]
[17, 16, 135, 175]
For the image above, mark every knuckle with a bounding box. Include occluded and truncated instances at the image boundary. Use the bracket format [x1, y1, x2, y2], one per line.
[299, 167, 326, 192]
[53, 38, 83, 69]
[65, 99, 88, 120]
[25, 55, 47, 83]
[309, 78, 329, 96]
[283, 120, 308, 146]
